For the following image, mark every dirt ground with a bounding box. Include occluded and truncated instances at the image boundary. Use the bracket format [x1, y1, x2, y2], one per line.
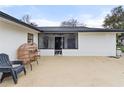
[1, 56, 124, 87]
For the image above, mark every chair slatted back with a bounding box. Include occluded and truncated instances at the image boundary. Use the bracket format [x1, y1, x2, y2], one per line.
[0, 53, 12, 66]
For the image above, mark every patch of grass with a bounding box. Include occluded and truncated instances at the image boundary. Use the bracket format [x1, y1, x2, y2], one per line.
[117, 45, 124, 52]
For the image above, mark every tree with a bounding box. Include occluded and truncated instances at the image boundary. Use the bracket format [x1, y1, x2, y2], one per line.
[103, 6, 124, 29]
[103, 6, 124, 49]
[21, 14, 31, 24]
[21, 14, 37, 26]
[61, 18, 86, 27]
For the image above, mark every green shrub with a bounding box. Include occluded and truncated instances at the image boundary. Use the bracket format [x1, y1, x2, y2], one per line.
[121, 46, 124, 52]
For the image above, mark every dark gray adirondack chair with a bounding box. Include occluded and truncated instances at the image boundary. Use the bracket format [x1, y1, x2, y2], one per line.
[0, 53, 26, 84]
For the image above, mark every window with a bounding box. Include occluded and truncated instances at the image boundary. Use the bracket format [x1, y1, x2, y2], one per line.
[38, 33, 78, 49]
[63, 33, 78, 49]
[43, 36, 49, 49]
[38, 33, 54, 49]
[67, 38, 76, 49]
[27, 33, 34, 44]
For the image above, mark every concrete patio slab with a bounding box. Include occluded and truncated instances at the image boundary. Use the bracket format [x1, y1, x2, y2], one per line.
[1, 56, 124, 87]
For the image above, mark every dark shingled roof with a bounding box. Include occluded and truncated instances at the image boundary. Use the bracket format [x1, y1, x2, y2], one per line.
[0, 11, 42, 32]
[38, 27, 124, 32]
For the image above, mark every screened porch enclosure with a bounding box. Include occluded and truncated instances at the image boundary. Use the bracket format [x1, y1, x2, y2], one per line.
[38, 33, 78, 49]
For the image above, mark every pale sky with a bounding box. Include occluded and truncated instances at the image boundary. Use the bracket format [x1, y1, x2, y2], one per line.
[0, 5, 121, 28]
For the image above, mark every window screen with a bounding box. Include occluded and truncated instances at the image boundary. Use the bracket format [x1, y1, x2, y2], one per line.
[38, 33, 78, 49]
[27, 33, 34, 44]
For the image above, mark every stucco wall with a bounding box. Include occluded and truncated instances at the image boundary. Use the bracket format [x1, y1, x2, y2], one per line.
[40, 32, 116, 56]
[78, 32, 116, 56]
[0, 19, 38, 60]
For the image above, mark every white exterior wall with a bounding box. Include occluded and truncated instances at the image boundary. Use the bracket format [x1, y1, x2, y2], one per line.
[78, 32, 116, 56]
[41, 32, 116, 56]
[0, 19, 38, 60]
[41, 49, 54, 56]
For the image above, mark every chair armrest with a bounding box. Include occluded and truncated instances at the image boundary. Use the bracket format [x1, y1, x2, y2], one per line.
[11, 60, 23, 65]
[0, 66, 12, 69]
[0, 66, 13, 73]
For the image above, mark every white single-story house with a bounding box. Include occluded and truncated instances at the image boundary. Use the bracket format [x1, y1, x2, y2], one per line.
[0, 11, 124, 59]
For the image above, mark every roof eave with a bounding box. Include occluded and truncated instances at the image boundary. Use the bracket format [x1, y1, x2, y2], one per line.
[38, 27, 124, 32]
[0, 11, 43, 32]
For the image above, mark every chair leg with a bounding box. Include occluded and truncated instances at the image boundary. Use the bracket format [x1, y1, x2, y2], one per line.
[0, 73, 4, 83]
[14, 72, 18, 80]
[23, 67, 26, 75]
[36, 60, 38, 65]
[29, 63, 32, 71]
[0, 72, 11, 83]
[10, 70, 17, 84]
